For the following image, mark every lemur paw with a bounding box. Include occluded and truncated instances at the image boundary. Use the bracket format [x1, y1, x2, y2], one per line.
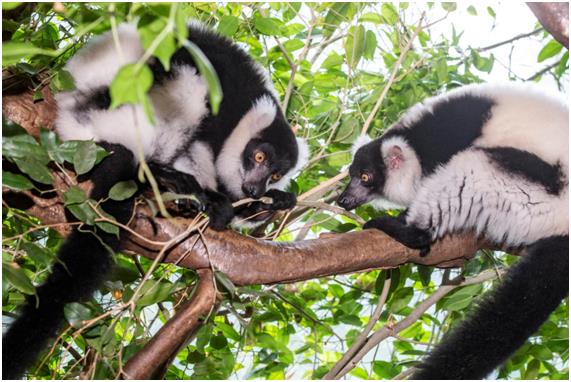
[262, 189, 297, 211]
[363, 216, 432, 255]
[202, 190, 234, 231]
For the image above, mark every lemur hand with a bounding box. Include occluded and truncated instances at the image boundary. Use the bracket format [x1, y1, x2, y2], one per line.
[201, 190, 234, 230]
[262, 189, 297, 210]
[363, 216, 432, 256]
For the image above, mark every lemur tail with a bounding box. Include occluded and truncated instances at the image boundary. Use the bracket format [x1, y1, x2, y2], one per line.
[2, 143, 136, 379]
[412, 235, 569, 380]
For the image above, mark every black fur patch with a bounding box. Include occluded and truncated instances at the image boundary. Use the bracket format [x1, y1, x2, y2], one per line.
[482, 146, 564, 195]
[74, 87, 112, 113]
[384, 92, 495, 174]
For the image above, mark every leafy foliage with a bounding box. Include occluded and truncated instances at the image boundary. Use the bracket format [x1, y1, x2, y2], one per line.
[2, 2, 568, 380]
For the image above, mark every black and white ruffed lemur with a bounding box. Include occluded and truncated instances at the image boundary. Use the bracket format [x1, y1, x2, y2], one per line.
[338, 83, 568, 379]
[3, 23, 308, 379]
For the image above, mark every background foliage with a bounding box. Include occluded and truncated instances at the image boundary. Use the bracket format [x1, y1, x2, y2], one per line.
[2, 2, 568, 379]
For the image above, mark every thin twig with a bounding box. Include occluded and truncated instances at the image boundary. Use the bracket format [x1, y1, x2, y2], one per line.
[360, 13, 426, 136]
[324, 273, 392, 378]
[329, 269, 502, 379]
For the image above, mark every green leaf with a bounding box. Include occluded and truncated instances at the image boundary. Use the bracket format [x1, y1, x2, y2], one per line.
[73, 141, 98, 175]
[364, 30, 377, 60]
[49, 69, 75, 93]
[388, 287, 413, 314]
[21, 242, 52, 266]
[109, 64, 154, 109]
[2, 262, 35, 295]
[217, 15, 239, 37]
[215, 321, 240, 342]
[283, 39, 305, 52]
[138, 14, 177, 71]
[350, 367, 369, 379]
[440, 284, 482, 311]
[487, 6, 496, 18]
[210, 333, 228, 350]
[254, 16, 282, 36]
[381, 3, 399, 24]
[214, 271, 236, 297]
[524, 359, 541, 380]
[435, 58, 448, 82]
[67, 201, 97, 225]
[182, 40, 223, 115]
[95, 208, 120, 236]
[441, 3, 457, 12]
[467, 5, 477, 16]
[359, 12, 383, 24]
[417, 265, 433, 287]
[2, 42, 57, 65]
[63, 185, 88, 205]
[530, 344, 552, 361]
[2, 134, 50, 163]
[64, 302, 94, 328]
[13, 157, 53, 185]
[2, 171, 34, 191]
[109, 180, 138, 201]
[345, 25, 366, 69]
[471, 50, 494, 73]
[2, 2, 22, 10]
[538, 40, 563, 62]
[136, 280, 175, 307]
[324, 3, 354, 36]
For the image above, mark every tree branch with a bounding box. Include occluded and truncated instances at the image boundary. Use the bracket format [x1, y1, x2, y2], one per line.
[527, 2, 569, 48]
[121, 269, 217, 380]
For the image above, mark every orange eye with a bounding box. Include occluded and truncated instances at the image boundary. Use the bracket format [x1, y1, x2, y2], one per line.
[361, 173, 370, 183]
[271, 173, 282, 182]
[255, 152, 265, 163]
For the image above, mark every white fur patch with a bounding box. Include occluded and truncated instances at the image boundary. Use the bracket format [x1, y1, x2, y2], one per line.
[65, 24, 144, 90]
[380, 136, 422, 206]
[55, 102, 155, 159]
[149, 65, 209, 162]
[472, 82, 568, 168]
[269, 137, 310, 191]
[172, 141, 217, 190]
[406, 149, 568, 247]
[216, 95, 277, 199]
[351, 134, 373, 158]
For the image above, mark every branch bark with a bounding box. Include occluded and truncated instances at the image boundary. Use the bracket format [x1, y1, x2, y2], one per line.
[527, 2, 569, 48]
[121, 269, 216, 380]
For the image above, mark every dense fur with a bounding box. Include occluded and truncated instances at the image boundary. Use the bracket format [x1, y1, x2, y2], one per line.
[4, 23, 308, 378]
[339, 82, 569, 379]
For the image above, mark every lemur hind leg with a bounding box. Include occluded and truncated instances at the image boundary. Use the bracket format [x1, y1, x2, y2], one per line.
[146, 162, 233, 230]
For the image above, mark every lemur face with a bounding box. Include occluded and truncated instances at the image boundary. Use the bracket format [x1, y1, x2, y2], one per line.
[338, 140, 386, 211]
[241, 138, 296, 199]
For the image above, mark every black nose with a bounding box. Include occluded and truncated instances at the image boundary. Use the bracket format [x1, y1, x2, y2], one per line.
[242, 183, 263, 199]
[337, 194, 356, 211]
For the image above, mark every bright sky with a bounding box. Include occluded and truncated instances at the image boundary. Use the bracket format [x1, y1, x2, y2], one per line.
[427, 2, 568, 92]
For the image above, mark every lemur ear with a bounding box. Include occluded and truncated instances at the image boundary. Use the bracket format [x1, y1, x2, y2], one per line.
[385, 145, 404, 170]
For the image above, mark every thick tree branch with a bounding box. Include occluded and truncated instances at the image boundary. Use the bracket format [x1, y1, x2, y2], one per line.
[121, 269, 216, 380]
[527, 2, 569, 48]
